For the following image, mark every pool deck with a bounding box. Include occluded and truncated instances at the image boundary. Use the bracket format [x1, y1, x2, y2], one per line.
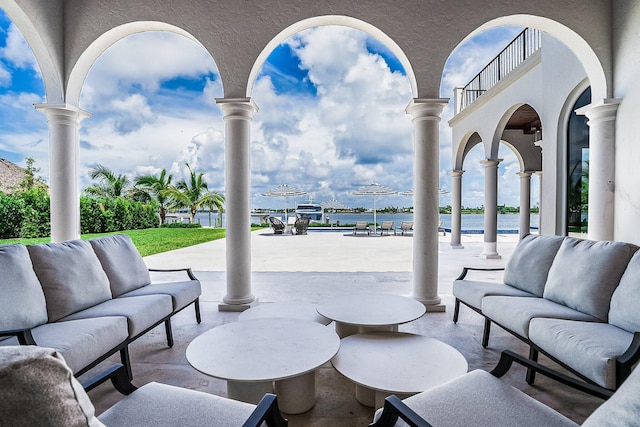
[86, 229, 603, 426]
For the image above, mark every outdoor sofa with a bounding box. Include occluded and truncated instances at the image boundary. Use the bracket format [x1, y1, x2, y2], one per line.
[453, 233, 640, 396]
[370, 349, 640, 426]
[0, 345, 287, 427]
[0, 234, 201, 380]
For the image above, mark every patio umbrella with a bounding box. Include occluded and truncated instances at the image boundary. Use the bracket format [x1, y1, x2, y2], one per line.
[261, 184, 307, 222]
[352, 183, 397, 233]
[399, 188, 450, 196]
[321, 198, 350, 226]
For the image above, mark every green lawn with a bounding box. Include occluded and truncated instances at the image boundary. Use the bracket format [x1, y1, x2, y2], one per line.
[0, 228, 228, 257]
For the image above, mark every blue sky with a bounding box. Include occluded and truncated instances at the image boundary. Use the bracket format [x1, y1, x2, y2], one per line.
[0, 9, 535, 210]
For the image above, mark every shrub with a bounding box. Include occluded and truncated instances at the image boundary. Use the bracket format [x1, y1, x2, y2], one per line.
[18, 188, 50, 238]
[0, 194, 25, 238]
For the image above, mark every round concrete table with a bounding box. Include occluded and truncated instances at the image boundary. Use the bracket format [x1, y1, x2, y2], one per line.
[332, 332, 468, 409]
[316, 293, 426, 338]
[186, 318, 340, 414]
[238, 301, 331, 325]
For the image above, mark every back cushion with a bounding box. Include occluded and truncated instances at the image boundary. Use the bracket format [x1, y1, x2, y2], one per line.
[543, 237, 638, 321]
[609, 250, 640, 332]
[28, 240, 112, 322]
[0, 346, 104, 427]
[503, 234, 565, 296]
[89, 235, 150, 297]
[0, 244, 48, 330]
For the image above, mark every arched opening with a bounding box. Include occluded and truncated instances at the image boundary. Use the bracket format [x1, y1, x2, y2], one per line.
[77, 28, 223, 225]
[566, 87, 591, 236]
[248, 24, 414, 235]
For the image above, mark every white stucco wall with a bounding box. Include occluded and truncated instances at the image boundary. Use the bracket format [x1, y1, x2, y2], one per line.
[612, 1, 640, 244]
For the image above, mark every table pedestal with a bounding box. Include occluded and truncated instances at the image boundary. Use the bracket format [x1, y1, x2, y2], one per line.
[335, 322, 397, 338]
[227, 380, 273, 405]
[275, 371, 316, 414]
[355, 384, 413, 409]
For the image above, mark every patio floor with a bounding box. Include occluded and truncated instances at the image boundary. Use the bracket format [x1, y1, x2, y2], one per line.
[85, 229, 603, 426]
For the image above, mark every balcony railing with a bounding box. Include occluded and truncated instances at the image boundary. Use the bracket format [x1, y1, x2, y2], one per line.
[455, 28, 541, 113]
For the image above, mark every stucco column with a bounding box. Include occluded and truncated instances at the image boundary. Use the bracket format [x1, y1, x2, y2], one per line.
[216, 98, 258, 311]
[450, 170, 464, 249]
[518, 171, 533, 239]
[35, 103, 90, 243]
[480, 159, 502, 259]
[406, 98, 448, 312]
[576, 99, 620, 241]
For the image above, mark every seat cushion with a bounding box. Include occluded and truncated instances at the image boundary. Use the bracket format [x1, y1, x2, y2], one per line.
[61, 295, 172, 338]
[0, 243, 48, 330]
[372, 369, 578, 427]
[89, 235, 151, 297]
[543, 237, 638, 321]
[0, 317, 129, 374]
[583, 354, 640, 426]
[609, 249, 640, 333]
[28, 240, 113, 322]
[98, 382, 257, 427]
[0, 346, 104, 427]
[120, 280, 201, 311]
[481, 296, 598, 338]
[529, 318, 634, 390]
[503, 234, 565, 296]
[453, 279, 535, 310]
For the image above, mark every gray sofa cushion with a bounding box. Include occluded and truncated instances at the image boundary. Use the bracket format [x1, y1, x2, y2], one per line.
[0, 317, 129, 374]
[609, 250, 640, 333]
[61, 294, 172, 338]
[372, 369, 578, 427]
[453, 279, 535, 310]
[98, 382, 258, 427]
[543, 237, 638, 321]
[481, 296, 598, 338]
[0, 346, 104, 427]
[121, 279, 201, 311]
[503, 234, 565, 296]
[529, 318, 634, 390]
[0, 243, 48, 330]
[28, 240, 113, 322]
[89, 234, 151, 297]
[582, 353, 640, 426]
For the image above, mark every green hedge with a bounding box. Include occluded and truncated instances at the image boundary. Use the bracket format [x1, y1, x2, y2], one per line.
[0, 190, 159, 239]
[160, 222, 202, 228]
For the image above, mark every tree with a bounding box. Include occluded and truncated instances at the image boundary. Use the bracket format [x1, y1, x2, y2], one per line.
[84, 164, 131, 199]
[134, 169, 174, 224]
[165, 163, 225, 224]
[16, 157, 47, 193]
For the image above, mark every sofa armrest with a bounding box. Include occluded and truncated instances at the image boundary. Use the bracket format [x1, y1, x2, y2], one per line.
[616, 331, 640, 387]
[242, 393, 288, 427]
[82, 363, 137, 395]
[490, 350, 612, 399]
[369, 395, 433, 427]
[148, 267, 198, 281]
[455, 266, 505, 280]
[0, 328, 36, 345]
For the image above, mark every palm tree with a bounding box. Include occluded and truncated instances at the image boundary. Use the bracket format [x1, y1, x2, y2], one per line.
[84, 164, 131, 199]
[134, 169, 175, 224]
[166, 163, 225, 224]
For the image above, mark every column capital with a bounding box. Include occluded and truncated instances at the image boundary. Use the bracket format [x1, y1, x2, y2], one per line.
[480, 158, 502, 168]
[575, 98, 621, 124]
[34, 103, 91, 123]
[450, 169, 465, 177]
[517, 171, 534, 178]
[405, 98, 449, 119]
[216, 97, 259, 118]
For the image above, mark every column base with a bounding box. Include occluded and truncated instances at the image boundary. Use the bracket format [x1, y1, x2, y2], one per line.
[481, 242, 501, 259]
[480, 252, 502, 259]
[450, 243, 464, 249]
[410, 295, 446, 312]
[218, 298, 259, 312]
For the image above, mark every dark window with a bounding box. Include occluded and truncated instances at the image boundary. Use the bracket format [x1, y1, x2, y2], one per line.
[567, 87, 591, 234]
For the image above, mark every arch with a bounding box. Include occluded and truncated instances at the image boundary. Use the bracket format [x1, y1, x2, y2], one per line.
[441, 14, 607, 101]
[0, 1, 63, 102]
[246, 15, 418, 98]
[454, 131, 482, 170]
[66, 21, 218, 106]
[499, 140, 525, 171]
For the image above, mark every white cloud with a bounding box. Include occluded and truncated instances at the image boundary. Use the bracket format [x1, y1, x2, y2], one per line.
[0, 23, 39, 72]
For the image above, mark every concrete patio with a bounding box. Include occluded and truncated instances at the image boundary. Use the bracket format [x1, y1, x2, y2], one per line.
[85, 229, 603, 426]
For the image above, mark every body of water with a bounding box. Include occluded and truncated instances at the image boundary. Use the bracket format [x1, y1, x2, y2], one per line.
[192, 212, 539, 233]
